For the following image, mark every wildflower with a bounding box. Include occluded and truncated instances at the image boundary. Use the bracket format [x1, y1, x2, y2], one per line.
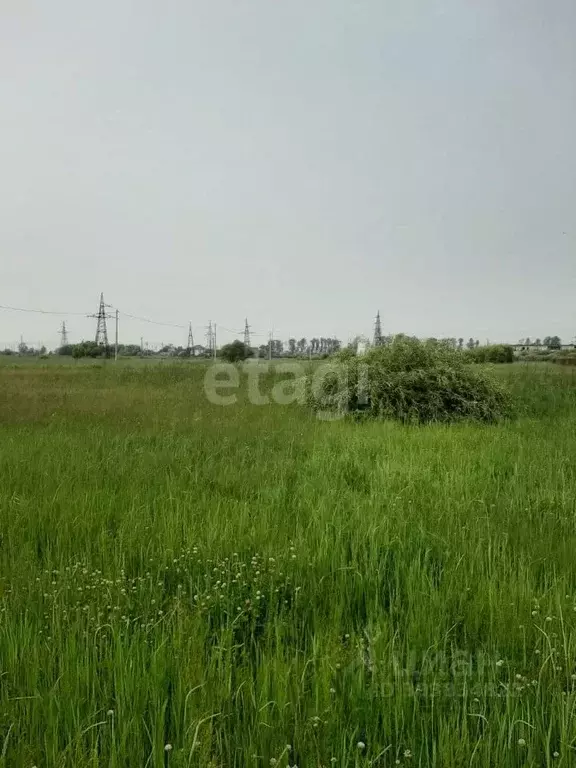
[164, 744, 173, 752]
[107, 709, 114, 717]
[532, 610, 538, 617]
[331, 759, 337, 764]
[518, 739, 526, 747]
[270, 759, 277, 766]
[496, 659, 504, 667]
[554, 752, 560, 758]
[404, 749, 412, 758]
[545, 616, 553, 623]
[330, 687, 336, 694]
[357, 742, 365, 750]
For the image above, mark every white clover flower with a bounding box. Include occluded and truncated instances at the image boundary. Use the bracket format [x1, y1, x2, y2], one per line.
[518, 739, 526, 747]
[164, 743, 173, 752]
[357, 742, 365, 750]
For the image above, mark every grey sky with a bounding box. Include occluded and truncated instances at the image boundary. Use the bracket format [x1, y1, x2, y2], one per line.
[1, 0, 575, 350]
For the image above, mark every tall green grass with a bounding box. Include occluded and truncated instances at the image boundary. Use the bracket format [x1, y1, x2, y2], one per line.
[0, 362, 575, 766]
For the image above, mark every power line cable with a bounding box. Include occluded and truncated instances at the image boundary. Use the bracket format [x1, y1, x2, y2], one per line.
[0, 304, 86, 316]
[119, 310, 187, 330]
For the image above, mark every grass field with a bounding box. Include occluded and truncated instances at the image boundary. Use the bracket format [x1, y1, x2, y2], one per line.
[1, 361, 576, 767]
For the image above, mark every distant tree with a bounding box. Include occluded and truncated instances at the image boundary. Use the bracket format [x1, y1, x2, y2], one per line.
[72, 341, 107, 358]
[466, 338, 475, 350]
[535, 338, 542, 347]
[548, 335, 562, 350]
[1, 348, 14, 355]
[258, 344, 268, 358]
[475, 339, 480, 348]
[219, 340, 254, 363]
[272, 339, 283, 357]
[465, 344, 514, 364]
[288, 338, 297, 356]
[297, 338, 307, 355]
[119, 344, 142, 357]
[458, 338, 464, 350]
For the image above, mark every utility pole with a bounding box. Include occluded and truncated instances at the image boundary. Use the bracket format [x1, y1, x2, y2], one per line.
[373, 311, 382, 347]
[268, 331, 273, 361]
[206, 322, 213, 356]
[244, 318, 251, 348]
[114, 309, 119, 361]
[140, 337, 144, 357]
[213, 323, 217, 360]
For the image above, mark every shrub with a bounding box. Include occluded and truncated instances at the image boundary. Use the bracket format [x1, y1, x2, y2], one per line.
[306, 336, 513, 424]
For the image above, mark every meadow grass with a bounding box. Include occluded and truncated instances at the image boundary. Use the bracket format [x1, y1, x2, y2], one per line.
[0, 361, 576, 767]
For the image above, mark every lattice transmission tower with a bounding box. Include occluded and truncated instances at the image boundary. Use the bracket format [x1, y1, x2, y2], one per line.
[206, 321, 214, 356]
[244, 318, 251, 347]
[59, 321, 69, 348]
[373, 310, 383, 347]
[187, 322, 194, 355]
[89, 293, 112, 348]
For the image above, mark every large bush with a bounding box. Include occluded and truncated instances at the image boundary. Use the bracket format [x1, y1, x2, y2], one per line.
[306, 336, 513, 424]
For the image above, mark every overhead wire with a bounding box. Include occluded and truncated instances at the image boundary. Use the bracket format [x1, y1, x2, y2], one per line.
[0, 304, 87, 316]
[1, 301, 278, 339]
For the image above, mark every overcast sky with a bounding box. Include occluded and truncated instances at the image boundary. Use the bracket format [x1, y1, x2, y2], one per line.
[1, 0, 575, 349]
